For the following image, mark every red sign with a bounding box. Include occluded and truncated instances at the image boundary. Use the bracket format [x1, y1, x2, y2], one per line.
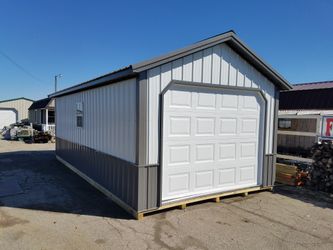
[322, 117, 333, 138]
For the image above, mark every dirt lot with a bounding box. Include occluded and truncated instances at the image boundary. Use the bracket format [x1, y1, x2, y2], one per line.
[0, 139, 333, 250]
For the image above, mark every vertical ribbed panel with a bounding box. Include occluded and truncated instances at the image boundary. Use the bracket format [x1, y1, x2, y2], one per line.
[137, 165, 159, 211]
[56, 137, 160, 212]
[0, 98, 33, 121]
[146, 43, 277, 164]
[56, 137, 139, 210]
[56, 78, 137, 163]
[263, 154, 275, 187]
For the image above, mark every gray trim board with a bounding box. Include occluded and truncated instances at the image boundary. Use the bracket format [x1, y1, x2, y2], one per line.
[263, 154, 275, 186]
[136, 71, 149, 166]
[271, 88, 280, 185]
[160, 80, 270, 99]
[132, 31, 236, 71]
[137, 165, 159, 211]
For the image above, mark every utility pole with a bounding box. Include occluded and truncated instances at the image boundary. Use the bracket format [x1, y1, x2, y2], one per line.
[54, 74, 62, 92]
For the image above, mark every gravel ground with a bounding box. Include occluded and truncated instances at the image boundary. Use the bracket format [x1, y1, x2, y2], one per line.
[0, 139, 333, 250]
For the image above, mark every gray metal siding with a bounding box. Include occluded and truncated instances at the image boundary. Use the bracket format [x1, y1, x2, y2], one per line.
[263, 154, 275, 186]
[0, 99, 33, 121]
[56, 78, 137, 163]
[56, 137, 139, 210]
[137, 165, 159, 211]
[56, 137, 159, 212]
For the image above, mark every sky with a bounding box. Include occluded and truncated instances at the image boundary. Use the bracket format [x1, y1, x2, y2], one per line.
[0, 0, 332, 100]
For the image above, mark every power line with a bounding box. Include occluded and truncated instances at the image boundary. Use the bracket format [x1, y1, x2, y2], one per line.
[0, 49, 45, 85]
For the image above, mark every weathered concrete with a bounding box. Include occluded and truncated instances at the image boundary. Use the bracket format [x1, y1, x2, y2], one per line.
[0, 139, 333, 250]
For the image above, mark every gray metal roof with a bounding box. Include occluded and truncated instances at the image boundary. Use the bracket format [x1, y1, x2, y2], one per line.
[291, 80, 333, 91]
[50, 31, 291, 98]
[28, 98, 52, 110]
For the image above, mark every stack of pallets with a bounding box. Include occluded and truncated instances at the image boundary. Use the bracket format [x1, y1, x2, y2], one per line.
[276, 163, 308, 186]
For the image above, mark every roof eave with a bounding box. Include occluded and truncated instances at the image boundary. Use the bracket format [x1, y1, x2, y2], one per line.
[49, 67, 137, 98]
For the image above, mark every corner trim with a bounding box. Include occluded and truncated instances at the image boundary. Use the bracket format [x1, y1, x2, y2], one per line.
[136, 71, 148, 165]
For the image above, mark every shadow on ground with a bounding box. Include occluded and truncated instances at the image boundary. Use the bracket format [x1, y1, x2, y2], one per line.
[0, 150, 131, 220]
[273, 184, 333, 210]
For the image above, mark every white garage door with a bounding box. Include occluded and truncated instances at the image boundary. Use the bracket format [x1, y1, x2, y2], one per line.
[0, 110, 16, 129]
[161, 84, 265, 203]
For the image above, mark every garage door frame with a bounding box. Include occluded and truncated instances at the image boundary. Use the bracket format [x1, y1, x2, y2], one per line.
[158, 80, 268, 205]
[0, 107, 18, 126]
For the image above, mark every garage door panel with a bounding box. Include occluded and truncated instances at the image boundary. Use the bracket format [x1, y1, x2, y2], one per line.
[195, 144, 215, 163]
[218, 143, 237, 161]
[168, 116, 191, 137]
[168, 144, 191, 166]
[195, 117, 215, 136]
[240, 95, 260, 111]
[217, 168, 236, 186]
[169, 90, 192, 108]
[239, 165, 256, 183]
[168, 173, 190, 194]
[240, 142, 257, 159]
[196, 92, 217, 109]
[162, 85, 264, 202]
[240, 118, 258, 134]
[220, 94, 238, 110]
[219, 118, 237, 135]
[194, 170, 214, 190]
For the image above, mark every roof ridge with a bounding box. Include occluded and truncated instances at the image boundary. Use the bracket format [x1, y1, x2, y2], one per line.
[0, 97, 34, 103]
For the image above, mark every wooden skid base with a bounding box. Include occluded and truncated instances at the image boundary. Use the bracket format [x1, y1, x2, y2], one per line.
[135, 186, 272, 220]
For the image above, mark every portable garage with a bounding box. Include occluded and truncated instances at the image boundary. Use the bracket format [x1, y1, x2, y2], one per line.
[50, 31, 291, 218]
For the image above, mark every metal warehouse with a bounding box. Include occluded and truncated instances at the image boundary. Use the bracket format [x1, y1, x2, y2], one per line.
[50, 31, 291, 219]
[0, 97, 34, 128]
[278, 81, 333, 160]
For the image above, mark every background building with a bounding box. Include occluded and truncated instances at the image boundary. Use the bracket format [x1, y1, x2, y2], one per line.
[278, 80, 333, 161]
[28, 98, 55, 134]
[0, 97, 33, 128]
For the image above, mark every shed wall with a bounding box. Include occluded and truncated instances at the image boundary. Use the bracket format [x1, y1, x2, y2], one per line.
[146, 43, 276, 164]
[0, 99, 33, 121]
[56, 78, 137, 163]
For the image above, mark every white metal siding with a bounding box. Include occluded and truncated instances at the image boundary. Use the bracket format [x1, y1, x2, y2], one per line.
[56, 78, 137, 163]
[147, 43, 276, 164]
[0, 99, 33, 121]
